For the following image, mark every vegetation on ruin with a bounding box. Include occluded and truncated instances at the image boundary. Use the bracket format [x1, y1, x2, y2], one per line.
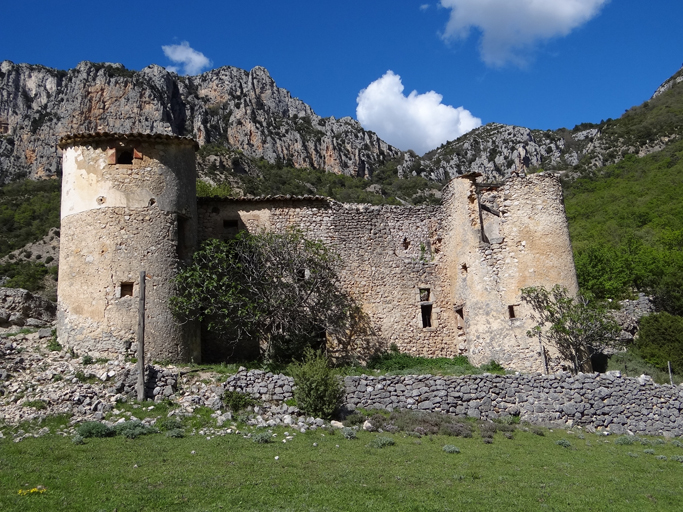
[521, 285, 622, 374]
[171, 231, 370, 363]
[363, 344, 505, 376]
[2, 422, 683, 511]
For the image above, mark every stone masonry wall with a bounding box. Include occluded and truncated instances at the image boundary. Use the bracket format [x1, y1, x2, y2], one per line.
[58, 135, 200, 363]
[198, 197, 459, 358]
[224, 369, 683, 437]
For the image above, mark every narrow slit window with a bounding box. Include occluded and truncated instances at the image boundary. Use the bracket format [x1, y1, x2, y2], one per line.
[120, 282, 134, 297]
[455, 307, 465, 335]
[508, 305, 516, 319]
[421, 304, 433, 328]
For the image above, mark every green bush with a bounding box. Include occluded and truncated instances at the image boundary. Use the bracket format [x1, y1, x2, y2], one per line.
[222, 390, 258, 412]
[77, 422, 114, 438]
[165, 428, 185, 438]
[636, 312, 683, 373]
[157, 418, 183, 431]
[113, 421, 157, 439]
[442, 444, 461, 454]
[369, 436, 395, 448]
[289, 349, 344, 420]
[23, 399, 47, 410]
[252, 432, 273, 444]
[556, 439, 572, 448]
[341, 427, 357, 440]
[81, 355, 94, 365]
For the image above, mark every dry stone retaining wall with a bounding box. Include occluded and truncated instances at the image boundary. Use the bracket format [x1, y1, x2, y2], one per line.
[225, 369, 683, 437]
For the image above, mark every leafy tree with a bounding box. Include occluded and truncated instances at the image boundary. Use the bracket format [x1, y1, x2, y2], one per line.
[635, 312, 683, 374]
[171, 230, 365, 362]
[521, 285, 622, 374]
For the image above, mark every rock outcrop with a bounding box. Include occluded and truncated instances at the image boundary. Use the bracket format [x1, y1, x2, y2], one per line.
[0, 287, 56, 327]
[0, 60, 401, 184]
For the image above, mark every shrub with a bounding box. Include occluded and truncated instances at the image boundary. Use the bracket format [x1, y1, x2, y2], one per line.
[615, 436, 635, 445]
[23, 399, 47, 410]
[636, 312, 683, 373]
[655, 455, 668, 460]
[114, 421, 157, 439]
[531, 428, 545, 436]
[556, 439, 572, 448]
[222, 390, 258, 412]
[671, 455, 683, 462]
[670, 440, 683, 448]
[47, 336, 61, 352]
[81, 355, 94, 365]
[166, 428, 185, 438]
[442, 444, 460, 454]
[341, 427, 357, 440]
[644, 449, 655, 455]
[252, 432, 273, 444]
[369, 436, 395, 448]
[289, 349, 344, 420]
[157, 418, 183, 431]
[77, 421, 114, 438]
[71, 434, 84, 445]
[343, 411, 367, 427]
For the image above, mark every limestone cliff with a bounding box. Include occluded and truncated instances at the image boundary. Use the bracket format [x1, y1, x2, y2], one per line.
[401, 65, 683, 183]
[0, 60, 400, 183]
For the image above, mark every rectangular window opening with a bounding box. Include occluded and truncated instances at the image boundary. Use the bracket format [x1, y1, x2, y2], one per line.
[508, 305, 516, 319]
[223, 219, 239, 229]
[121, 282, 134, 297]
[419, 288, 430, 302]
[421, 304, 433, 328]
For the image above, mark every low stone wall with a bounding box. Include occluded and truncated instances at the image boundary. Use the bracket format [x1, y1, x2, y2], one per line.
[225, 369, 683, 437]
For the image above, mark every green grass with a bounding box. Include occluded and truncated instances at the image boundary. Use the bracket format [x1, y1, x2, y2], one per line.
[607, 350, 683, 385]
[1, 427, 682, 510]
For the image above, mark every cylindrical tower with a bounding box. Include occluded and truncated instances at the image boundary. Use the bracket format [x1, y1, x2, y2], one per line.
[57, 132, 201, 363]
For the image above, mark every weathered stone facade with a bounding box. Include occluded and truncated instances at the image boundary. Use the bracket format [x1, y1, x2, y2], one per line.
[57, 133, 200, 363]
[198, 172, 578, 372]
[56, 132, 578, 370]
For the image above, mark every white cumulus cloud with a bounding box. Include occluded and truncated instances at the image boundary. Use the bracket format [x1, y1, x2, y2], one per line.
[356, 71, 481, 155]
[162, 41, 212, 75]
[439, 0, 609, 67]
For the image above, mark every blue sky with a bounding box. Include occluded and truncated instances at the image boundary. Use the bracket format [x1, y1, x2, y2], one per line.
[2, 1, 682, 154]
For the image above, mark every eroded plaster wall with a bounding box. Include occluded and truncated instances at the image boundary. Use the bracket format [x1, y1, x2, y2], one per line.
[57, 136, 200, 363]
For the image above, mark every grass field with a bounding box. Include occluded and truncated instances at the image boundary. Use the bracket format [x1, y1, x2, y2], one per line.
[2, 424, 682, 511]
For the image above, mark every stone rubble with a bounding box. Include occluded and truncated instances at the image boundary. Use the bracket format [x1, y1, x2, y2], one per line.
[3, 326, 682, 442]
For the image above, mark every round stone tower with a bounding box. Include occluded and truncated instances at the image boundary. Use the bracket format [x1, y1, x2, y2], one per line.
[57, 133, 201, 363]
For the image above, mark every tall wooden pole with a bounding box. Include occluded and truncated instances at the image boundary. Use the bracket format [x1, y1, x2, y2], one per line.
[136, 270, 146, 401]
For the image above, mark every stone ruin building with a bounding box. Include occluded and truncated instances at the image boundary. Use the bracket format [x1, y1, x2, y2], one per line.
[57, 133, 579, 372]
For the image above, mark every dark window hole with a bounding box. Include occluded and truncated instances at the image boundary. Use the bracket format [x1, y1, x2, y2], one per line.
[121, 282, 134, 297]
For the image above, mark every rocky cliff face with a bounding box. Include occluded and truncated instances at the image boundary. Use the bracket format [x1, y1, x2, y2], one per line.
[400, 66, 683, 183]
[0, 61, 401, 183]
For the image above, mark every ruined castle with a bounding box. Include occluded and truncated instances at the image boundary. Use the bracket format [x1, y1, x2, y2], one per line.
[57, 133, 578, 372]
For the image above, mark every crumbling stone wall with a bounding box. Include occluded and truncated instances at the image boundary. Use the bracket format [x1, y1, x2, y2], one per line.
[442, 174, 579, 371]
[224, 369, 683, 437]
[197, 173, 578, 371]
[57, 134, 200, 362]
